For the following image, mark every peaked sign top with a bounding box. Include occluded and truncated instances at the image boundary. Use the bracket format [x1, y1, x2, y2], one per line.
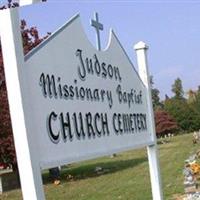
[22, 14, 154, 169]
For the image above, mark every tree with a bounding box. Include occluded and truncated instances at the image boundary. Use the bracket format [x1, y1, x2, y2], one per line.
[196, 86, 200, 101]
[154, 110, 178, 137]
[164, 98, 200, 132]
[0, 0, 49, 169]
[198, 85, 200, 93]
[187, 89, 197, 104]
[150, 76, 163, 110]
[172, 77, 184, 99]
[188, 87, 200, 124]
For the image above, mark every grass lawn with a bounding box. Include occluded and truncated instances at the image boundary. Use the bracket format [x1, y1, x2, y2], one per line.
[1, 133, 199, 200]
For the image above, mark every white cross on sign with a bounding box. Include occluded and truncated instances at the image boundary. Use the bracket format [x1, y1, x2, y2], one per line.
[90, 12, 104, 51]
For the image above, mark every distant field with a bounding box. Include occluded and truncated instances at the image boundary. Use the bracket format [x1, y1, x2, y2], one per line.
[1, 133, 199, 200]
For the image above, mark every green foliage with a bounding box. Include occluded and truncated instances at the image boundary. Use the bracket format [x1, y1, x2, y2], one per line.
[187, 88, 200, 130]
[152, 88, 162, 109]
[150, 75, 163, 110]
[163, 79, 200, 133]
[171, 78, 184, 99]
[164, 98, 200, 132]
[194, 87, 200, 114]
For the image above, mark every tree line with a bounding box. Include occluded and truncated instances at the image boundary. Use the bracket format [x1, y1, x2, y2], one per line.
[152, 76, 200, 137]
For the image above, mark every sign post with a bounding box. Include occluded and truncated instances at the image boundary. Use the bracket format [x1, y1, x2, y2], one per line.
[19, 0, 41, 6]
[0, 6, 45, 200]
[134, 41, 163, 200]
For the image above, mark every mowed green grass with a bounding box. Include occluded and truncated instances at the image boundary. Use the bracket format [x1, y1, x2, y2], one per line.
[1, 133, 199, 200]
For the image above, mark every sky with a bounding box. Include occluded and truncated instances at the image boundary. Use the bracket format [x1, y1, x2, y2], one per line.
[2, 0, 200, 99]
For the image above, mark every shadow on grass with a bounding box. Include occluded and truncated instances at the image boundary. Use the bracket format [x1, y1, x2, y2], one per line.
[42, 156, 147, 184]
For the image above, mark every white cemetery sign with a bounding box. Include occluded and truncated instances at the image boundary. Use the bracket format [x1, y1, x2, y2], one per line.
[0, 2, 163, 200]
[24, 13, 153, 168]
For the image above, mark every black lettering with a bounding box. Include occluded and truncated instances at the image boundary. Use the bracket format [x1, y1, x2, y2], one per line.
[63, 85, 69, 99]
[107, 91, 113, 109]
[130, 114, 134, 133]
[93, 89, 100, 101]
[57, 77, 63, 98]
[127, 114, 132, 132]
[69, 85, 74, 98]
[76, 50, 122, 83]
[40, 73, 47, 96]
[128, 90, 134, 108]
[73, 112, 85, 139]
[86, 58, 94, 74]
[101, 113, 109, 135]
[137, 113, 141, 131]
[133, 114, 137, 132]
[76, 49, 86, 81]
[143, 114, 147, 130]
[60, 112, 73, 141]
[118, 113, 123, 134]
[80, 87, 85, 99]
[139, 91, 143, 104]
[74, 79, 79, 99]
[123, 92, 128, 103]
[114, 66, 122, 82]
[100, 90, 106, 102]
[39, 73, 57, 98]
[116, 84, 122, 103]
[108, 64, 113, 78]
[94, 54, 101, 76]
[85, 88, 93, 101]
[85, 112, 95, 138]
[140, 114, 147, 130]
[101, 62, 107, 79]
[113, 113, 119, 134]
[94, 113, 101, 136]
[47, 111, 60, 143]
[123, 114, 130, 133]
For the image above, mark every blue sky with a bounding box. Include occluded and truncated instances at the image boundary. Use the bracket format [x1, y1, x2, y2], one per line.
[4, 0, 200, 99]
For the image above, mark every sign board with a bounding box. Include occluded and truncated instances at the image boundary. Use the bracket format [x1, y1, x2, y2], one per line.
[23, 14, 154, 169]
[0, 4, 162, 200]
